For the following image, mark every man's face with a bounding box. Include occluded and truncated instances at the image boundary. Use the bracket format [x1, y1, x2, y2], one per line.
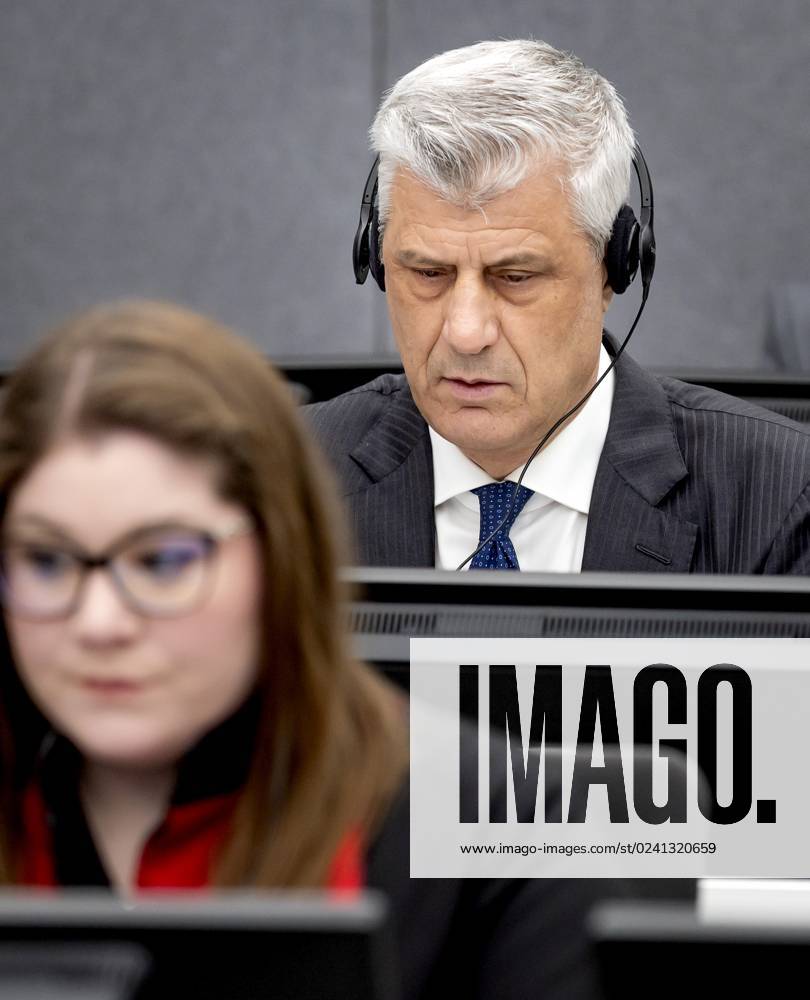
[382, 164, 613, 478]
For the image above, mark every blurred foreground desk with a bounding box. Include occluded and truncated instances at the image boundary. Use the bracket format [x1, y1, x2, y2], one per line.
[0, 890, 398, 1000]
[591, 895, 810, 999]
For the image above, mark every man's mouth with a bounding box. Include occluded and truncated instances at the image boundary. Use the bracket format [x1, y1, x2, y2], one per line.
[442, 376, 506, 400]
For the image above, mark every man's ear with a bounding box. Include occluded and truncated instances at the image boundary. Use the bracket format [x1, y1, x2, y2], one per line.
[601, 263, 614, 313]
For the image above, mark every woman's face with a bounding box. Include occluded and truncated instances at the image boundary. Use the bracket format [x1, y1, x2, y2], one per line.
[2, 431, 263, 772]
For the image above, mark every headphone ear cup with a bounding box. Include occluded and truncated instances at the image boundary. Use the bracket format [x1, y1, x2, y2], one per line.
[368, 206, 386, 291]
[605, 204, 640, 294]
[352, 217, 371, 283]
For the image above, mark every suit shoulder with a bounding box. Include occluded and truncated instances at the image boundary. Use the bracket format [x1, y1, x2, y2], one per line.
[304, 373, 409, 448]
[658, 375, 810, 457]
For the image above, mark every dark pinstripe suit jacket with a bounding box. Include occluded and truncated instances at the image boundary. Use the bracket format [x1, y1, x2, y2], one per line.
[306, 345, 810, 573]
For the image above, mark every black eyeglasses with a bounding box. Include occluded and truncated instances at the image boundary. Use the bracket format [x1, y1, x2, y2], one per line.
[0, 520, 254, 621]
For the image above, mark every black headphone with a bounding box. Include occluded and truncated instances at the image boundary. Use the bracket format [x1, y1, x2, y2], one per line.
[352, 144, 655, 296]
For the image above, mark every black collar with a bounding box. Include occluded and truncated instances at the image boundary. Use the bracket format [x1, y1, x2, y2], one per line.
[35, 695, 259, 886]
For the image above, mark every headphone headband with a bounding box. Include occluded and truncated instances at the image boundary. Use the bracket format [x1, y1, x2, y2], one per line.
[631, 143, 656, 291]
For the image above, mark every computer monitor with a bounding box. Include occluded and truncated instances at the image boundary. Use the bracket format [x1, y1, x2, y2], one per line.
[0, 890, 399, 1000]
[590, 898, 810, 999]
[346, 568, 810, 686]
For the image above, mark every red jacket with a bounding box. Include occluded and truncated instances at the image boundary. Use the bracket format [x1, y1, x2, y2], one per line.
[19, 700, 361, 891]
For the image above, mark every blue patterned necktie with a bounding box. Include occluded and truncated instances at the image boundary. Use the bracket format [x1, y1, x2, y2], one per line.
[469, 481, 535, 570]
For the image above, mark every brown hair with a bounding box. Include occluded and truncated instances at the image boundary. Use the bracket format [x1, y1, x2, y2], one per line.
[0, 300, 406, 886]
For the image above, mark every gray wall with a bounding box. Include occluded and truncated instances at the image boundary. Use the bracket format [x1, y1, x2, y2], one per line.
[2, 0, 809, 369]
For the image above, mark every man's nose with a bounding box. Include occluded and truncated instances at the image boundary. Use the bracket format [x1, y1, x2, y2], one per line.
[71, 569, 141, 646]
[441, 275, 499, 354]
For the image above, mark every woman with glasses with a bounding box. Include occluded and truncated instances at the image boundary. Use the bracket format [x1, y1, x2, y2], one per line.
[0, 300, 606, 1000]
[0, 299, 406, 891]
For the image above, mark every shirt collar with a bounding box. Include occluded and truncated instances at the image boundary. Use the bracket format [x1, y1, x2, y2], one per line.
[430, 344, 614, 515]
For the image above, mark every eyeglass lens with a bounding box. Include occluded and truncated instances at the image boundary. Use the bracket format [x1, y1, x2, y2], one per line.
[0, 530, 216, 619]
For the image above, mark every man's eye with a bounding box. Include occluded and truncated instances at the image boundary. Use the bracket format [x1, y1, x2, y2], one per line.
[500, 272, 534, 285]
[413, 269, 445, 280]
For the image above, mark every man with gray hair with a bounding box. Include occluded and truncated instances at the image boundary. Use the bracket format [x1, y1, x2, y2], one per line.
[310, 39, 810, 573]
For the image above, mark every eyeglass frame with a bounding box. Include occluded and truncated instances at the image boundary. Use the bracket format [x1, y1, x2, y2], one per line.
[0, 518, 255, 622]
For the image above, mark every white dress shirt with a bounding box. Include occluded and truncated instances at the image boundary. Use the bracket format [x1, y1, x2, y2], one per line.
[430, 346, 615, 571]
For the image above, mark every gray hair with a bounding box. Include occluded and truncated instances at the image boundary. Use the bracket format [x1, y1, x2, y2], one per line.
[370, 39, 635, 255]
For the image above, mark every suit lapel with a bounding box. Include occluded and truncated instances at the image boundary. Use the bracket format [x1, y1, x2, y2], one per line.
[347, 380, 435, 566]
[583, 347, 698, 572]
[341, 356, 699, 572]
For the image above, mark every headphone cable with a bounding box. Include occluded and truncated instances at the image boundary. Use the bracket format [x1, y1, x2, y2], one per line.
[455, 284, 650, 571]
